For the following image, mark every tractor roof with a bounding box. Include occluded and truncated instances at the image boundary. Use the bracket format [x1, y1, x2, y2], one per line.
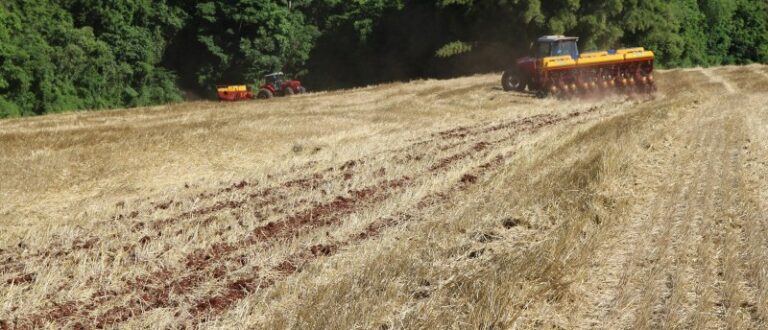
[537, 35, 579, 43]
[264, 72, 284, 77]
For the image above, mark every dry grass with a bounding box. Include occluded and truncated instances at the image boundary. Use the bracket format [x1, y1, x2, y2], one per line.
[1, 65, 768, 329]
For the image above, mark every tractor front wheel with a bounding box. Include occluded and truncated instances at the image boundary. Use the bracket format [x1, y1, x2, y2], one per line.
[502, 69, 526, 92]
[257, 89, 273, 99]
[283, 87, 295, 96]
[298, 86, 307, 94]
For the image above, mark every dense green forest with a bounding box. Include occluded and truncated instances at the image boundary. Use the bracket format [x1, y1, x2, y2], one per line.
[1, 0, 766, 117]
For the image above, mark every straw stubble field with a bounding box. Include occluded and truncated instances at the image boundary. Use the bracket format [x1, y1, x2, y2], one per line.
[1, 65, 768, 329]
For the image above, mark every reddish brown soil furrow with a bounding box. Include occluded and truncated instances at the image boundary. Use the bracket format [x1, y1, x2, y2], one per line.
[188, 148, 515, 321]
[184, 112, 579, 322]
[0, 111, 567, 279]
[0, 175, 328, 280]
[5, 108, 599, 328]
[431, 142, 491, 171]
[191, 277, 274, 318]
[0, 237, 100, 282]
[91, 177, 412, 328]
[184, 177, 413, 271]
[183, 117, 554, 276]
[0, 118, 462, 269]
[5, 273, 35, 285]
[112, 180, 256, 223]
[1, 136, 444, 301]
[11, 176, 414, 329]
[0, 110, 565, 272]
[178, 112, 561, 322]
[14, 149, 461, 327]
[146, 110, 537, 220]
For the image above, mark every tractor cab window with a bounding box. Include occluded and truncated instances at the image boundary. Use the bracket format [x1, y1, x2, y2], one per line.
[558, 41, 579, 58]
[538, 42, 552, 58]
[538, 40, 579, 59]
[265, 74, 284, 86]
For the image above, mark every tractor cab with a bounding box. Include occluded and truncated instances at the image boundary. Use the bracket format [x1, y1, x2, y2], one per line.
[536, 35, 579, 59]
[264, 72, 285, 87]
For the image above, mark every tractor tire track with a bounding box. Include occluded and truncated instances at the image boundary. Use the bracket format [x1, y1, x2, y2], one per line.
[629, 99, 726, 330]
[556, 82, 713, 328]
[566, 71, 765, 329]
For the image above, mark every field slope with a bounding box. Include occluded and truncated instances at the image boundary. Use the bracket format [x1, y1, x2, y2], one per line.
[2, 65, 768, 329]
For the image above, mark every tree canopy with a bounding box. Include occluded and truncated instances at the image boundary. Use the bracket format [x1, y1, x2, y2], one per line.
[1, 0, 766, 117]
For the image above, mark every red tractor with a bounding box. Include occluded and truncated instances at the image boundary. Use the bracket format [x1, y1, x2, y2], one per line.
[257, 72, 307, 99]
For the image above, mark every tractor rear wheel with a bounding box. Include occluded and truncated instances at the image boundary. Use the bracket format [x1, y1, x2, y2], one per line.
[502, 69, 526, 92]
[257, 89, 273, 99]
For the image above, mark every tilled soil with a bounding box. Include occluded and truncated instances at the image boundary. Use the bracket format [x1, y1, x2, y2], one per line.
[1, 66, 768, 329]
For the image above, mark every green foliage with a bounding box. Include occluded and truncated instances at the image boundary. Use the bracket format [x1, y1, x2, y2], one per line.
[308, 0, 403, 40]
[185, 0, 319, 87]
[0, 97, 21, 118]
[435, 41, 473, 58]
[0, 0, 183, 117]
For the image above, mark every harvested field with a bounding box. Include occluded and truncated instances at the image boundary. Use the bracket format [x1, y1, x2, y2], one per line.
[1, 65, 768, 329]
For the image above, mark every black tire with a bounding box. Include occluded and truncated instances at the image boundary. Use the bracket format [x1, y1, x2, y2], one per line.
[298, 86, 307, 94]
[501, 69, 526, 92]
[283, 87, 295, 96]
[257, 89, 273, 99]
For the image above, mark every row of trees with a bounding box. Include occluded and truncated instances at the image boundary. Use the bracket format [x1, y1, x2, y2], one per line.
[1, 0, 766, 117]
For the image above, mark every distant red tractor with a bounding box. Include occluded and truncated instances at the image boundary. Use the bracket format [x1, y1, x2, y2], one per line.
[257, 72, 306, 99]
